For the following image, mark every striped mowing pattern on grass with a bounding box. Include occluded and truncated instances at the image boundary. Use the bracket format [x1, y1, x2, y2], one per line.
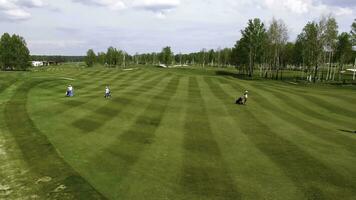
[181, 77, 241, 200]
[4, 79, 105, 199]
[0, 67, 355, 200]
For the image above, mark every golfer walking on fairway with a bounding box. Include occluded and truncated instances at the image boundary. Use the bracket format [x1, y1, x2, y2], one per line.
[66, 84, 74, 97]
[236, 90, 248, 105]
[105, 85, 111, 98]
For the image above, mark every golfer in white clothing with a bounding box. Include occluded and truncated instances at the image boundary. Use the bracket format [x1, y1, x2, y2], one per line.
[105, 86, 111, 98]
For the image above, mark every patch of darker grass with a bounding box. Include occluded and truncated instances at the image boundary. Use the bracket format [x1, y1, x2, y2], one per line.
[90, 76, 181, 198]
[4, 80, 106, 199]
[71, 73, 170, 132]
[206, 77, 356, 199]
[180, 77, 241, 200]
[222, 78, 356, 157]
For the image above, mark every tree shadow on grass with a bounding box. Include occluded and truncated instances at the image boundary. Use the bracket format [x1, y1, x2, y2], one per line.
[215, 71, 253, 80]
[338, 129, 356, 134]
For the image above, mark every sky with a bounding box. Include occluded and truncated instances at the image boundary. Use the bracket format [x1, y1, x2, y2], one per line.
[0, 0, 355, 55]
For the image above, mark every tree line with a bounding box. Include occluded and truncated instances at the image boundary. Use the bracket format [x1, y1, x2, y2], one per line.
[85, 46, 234, 68]
[86, 16, 355, 82]
[31, 55, 85, 63]
[232, 16, 355, 82]
[1, 15, 355, 80]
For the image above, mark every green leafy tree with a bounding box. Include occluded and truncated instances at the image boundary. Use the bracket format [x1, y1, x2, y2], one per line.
[322, 15, 338, 80]
[97, 52, 106, 65]
[159, 46, 173, 66]
[0, 33, 14, 70]
[106, 47, 118, 67]
[207, 49, 215, 66]
[240, 18, 267, 77]
[335, 32, 353, 80]
[351, 18, 356, 45]
[231, 39, 249, 73]
[85, 49, 96, 67]
[12, 34, 31, 70]
[267, 18, 288, 79]
[293, 35, 305, 68]
[221, 48, 232, 67]
[283, 42, 295, 67]
[298, 22, 324, 82]
[0, 33, 30, 71]
[351, 19, 356, 81]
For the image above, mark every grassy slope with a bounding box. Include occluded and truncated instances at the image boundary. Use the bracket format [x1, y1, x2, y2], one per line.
[1, 66, 356, 199]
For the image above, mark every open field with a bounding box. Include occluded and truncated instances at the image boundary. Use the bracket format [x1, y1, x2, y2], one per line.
[0, 66, 356, 199]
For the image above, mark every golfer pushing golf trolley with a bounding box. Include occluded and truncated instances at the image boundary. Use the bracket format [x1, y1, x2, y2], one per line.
[66, 85, 74, 97]
[105, 85, 111, 98]
[236, 90, 248, 105]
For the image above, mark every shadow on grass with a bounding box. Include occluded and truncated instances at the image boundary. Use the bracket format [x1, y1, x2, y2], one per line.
[338, 129, 356, 134]
[215, 71, 254, 80]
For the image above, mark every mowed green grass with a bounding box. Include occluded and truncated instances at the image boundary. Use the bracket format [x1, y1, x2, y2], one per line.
[1, 66, 356, 199]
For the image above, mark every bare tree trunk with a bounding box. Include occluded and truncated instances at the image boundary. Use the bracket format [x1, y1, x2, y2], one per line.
[332, 65, 335, 81]
[353, 57, 356, 81]
[313, 64, 318, 83]
[263, 64, 268, 78]
[280, 69, 283, 80]
[326, 52, 331, 80]
[249, 48, 252, 77]
[123, 54, 126, 68]
[338, 63, 342, 82]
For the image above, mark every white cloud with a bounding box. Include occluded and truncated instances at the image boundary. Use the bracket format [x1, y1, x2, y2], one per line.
[73, 0, 180, 17]
[19, 0, 46, 7]
[334, 7, 353, 16]
[283, 0, 310, 14]
[28, 39, 87, 48]
[2, 0, 354, 55]
[27, 39, 88, 55]
[0, 0, 46, 21]
[264, 0, 312, 14]
[263, 0, 354, 16]
[3, 8, 31, 20]
[132, 0, 180, 11]
[73, 0, 126, 10]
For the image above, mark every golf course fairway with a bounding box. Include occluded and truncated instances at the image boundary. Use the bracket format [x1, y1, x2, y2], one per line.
[0, 66, 355, 199]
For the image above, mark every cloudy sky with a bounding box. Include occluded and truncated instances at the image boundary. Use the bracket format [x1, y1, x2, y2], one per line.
[0, 0, 355, 55]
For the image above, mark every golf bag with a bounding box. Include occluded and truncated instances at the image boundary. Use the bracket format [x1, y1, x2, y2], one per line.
[66, 90, 73, 97]
[105, 92, 111, 98]
[235, 97, 244, 105]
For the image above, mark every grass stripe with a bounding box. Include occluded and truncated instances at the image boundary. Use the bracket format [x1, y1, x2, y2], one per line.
[200, 77, 300, 199]
[50, 70, 147, 115]
[4, 80, 106, 199]
[30, 69, 146, 118]
[253, 85, 355, 129]
[180, 76, 241, 200]
[117, 76, 189, 199]
[89, 75, 181, 199]
[206, 77, 356, 199]
[224, 78, 356, 157]
[71, 72, 171, 133]
[254, 81, 356, 116]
